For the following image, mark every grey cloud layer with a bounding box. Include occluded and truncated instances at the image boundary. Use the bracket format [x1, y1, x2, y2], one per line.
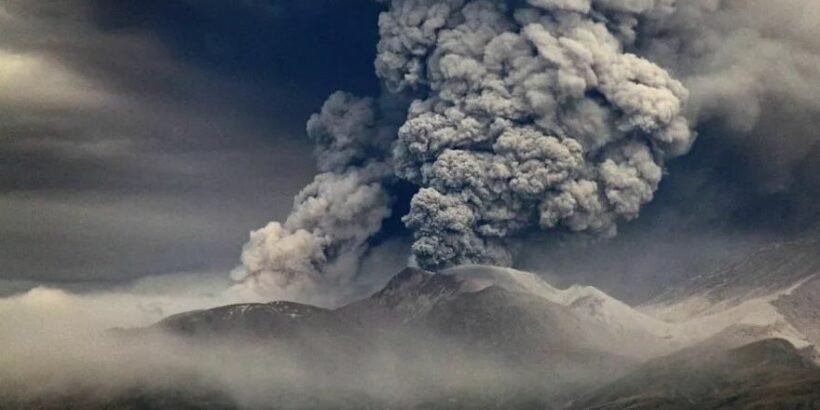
[0, 1, 319, 282]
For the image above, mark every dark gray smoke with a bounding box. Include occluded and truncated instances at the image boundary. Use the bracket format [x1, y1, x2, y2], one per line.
[231, 0, 693, 301]
[386, 0, 695, 271]
[232, 0, 819, 302]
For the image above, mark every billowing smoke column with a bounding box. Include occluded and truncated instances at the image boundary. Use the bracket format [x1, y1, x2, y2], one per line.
[230, 93, 400, 302]
[232, 0, 695, 301]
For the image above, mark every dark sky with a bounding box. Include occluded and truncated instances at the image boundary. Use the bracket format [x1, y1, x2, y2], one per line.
[0, 0, 383, 285]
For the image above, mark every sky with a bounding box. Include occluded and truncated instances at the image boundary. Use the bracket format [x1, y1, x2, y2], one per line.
[1, 0, 819, 302]
[0, 0, 383, 290]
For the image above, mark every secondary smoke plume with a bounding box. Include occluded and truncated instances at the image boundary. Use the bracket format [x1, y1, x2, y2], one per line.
[230, 92, 400, 302]
[231, 0, 698, 301]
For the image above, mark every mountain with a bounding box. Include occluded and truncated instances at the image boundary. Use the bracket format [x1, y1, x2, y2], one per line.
[155, 252, 820, 364]
[439, 266, 676, 358]
[641, 236, 820, 351]
[119, 266, 666, 408]
[644, 236, 820, 316]
[146, 261, 820, 390]
[12, 251, 820, 409]
[156, 266, 678, 360]
[568, 338, 820, 410]
[336, 267, 466, 325]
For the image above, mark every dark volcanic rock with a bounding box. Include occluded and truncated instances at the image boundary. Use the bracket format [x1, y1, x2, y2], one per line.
[159, 301, 331, 338]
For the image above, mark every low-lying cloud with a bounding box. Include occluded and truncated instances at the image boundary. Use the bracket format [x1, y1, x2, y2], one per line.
[0, 271, 616, 409]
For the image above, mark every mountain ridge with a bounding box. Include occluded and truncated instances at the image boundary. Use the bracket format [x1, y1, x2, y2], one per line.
[568, 338, 820, 410]
[639, 235, 820, 352]
[15, 246, 820, 409]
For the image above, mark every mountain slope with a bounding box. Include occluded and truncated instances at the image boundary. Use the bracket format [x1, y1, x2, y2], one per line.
[647, 236, 820, 306]
[12, 257, 820, 409]
[109, 266, 659, 409]
[569, 338, 820, 410]
[644, 236, 820, 319]
[153, 266, 674, 360]
[336, 267, 466, 326]
[640, 236, 820, 351]
[442, 266, 676, 357]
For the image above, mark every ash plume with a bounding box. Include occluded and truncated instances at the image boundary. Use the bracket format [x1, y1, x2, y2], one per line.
[230, 92, 401, 303]
[389, 0, 694, 271]
[639, 0, 820, 200]
[234, 0, 700, 300]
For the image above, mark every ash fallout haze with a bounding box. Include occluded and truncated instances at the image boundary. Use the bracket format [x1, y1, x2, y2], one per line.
[1, 0, 820, 409]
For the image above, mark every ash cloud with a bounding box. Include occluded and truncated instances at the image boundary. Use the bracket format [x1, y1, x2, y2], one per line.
[514, 0, 820, 300]
[234, 0, 820, 303]
[234, 0, 696, 301]
[638, 0, 820, 218]
[229, 93, 404, 304]
[4, 0, 815, 305]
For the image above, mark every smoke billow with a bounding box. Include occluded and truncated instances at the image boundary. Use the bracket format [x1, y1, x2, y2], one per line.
[0, 277, 618, 409]
[233, 0, 820, 301]
[232, 0, 697, 301]
[381, 0, 695, 272]
[638, 0, 820, 200]
[229, 92, 401, 303]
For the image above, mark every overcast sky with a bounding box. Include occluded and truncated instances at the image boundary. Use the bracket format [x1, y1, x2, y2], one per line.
[0, 0, 382, 286]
